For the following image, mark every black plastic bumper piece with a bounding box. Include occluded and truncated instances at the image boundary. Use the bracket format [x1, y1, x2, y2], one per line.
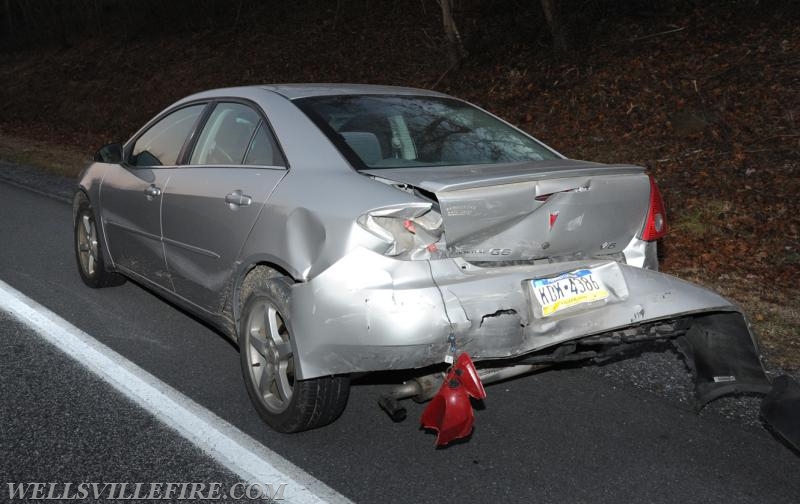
[761, 375, 800, 453]
[674, 312, 772, 408]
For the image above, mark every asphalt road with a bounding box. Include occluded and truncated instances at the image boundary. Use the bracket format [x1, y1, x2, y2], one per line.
[0, 312, 246, 502]
[1, 179, 799, 504]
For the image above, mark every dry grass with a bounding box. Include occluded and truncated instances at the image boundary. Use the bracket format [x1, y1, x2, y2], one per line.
[670, 200, 733, 237]
[668, 266, 800, 372]
[0, 135, 90, 177]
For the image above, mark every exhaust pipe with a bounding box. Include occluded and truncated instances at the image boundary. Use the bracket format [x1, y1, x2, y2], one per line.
[377, 381, 422, 422]
[377, 363, 546, 422]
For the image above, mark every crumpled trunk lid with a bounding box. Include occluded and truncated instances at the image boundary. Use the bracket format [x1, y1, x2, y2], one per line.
[363, 160, 650, 263]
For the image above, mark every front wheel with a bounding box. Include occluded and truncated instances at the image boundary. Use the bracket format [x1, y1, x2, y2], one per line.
[239, 277, 350, 433]
[74, 197, 126, 288]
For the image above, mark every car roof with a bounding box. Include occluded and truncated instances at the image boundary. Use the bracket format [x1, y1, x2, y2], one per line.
[175, 84, 453, 108]
[259, 83, 450, 100]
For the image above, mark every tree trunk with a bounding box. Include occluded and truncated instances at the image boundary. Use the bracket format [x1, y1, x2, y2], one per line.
[4, 0, 11, 37]
[56, 0, 70, 48]
[439, 0, 466, 68]
[540, 0, 567, 52]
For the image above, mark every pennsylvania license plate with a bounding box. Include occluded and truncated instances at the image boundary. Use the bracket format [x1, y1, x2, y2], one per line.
[530, 268, 609, 317]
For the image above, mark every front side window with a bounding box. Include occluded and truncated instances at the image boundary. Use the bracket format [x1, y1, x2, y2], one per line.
[296, 95, 558, 169]
[190, 103, 260, 165]
[131, 104, 205, 167]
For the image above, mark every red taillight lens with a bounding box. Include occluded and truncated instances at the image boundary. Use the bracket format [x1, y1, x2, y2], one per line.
[641, 175, 667, 241]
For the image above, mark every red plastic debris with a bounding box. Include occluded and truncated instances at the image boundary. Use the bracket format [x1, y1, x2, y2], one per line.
[426, 243, 438, 253]
[403, 219, 416, 233]
[420, 353, 487, 446]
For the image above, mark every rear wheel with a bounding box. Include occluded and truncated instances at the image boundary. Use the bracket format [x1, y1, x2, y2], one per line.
[74, 197, 126, 288]
[239, 276, 350, 433]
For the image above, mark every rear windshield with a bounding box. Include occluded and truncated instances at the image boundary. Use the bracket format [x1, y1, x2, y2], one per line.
[295, 95, 558, 169]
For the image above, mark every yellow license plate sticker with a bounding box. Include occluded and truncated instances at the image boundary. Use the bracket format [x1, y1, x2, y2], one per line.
[531, 268, 609, 317]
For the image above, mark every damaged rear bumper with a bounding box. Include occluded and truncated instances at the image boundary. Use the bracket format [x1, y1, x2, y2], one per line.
[288, 248, 769, 394]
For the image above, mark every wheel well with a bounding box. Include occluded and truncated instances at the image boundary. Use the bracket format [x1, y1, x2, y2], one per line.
[73, 189, 89, 221]
[233, 262, 295, 336]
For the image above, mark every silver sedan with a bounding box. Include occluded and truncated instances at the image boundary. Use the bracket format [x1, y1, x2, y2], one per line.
[74, 84, 788, 441]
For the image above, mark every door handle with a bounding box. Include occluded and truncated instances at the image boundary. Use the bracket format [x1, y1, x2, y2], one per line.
[143, 184, 161, 199]
[225, 190, 252, 208]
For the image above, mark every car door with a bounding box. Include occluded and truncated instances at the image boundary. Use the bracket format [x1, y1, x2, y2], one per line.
[161, 101, 288, 313]
[101, 103, 207, 290]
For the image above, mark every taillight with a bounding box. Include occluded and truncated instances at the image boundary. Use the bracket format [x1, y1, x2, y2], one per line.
[357, 204, 447, 260]
[641, 175, 667, 241]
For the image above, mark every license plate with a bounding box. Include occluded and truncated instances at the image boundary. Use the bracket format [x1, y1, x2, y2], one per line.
[530, 268, 609, 317]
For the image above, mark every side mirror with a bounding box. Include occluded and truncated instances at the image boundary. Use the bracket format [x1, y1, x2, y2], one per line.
[94, 143, 123, 163]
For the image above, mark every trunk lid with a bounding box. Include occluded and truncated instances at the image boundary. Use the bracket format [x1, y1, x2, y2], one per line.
[363, 160, 650, 263]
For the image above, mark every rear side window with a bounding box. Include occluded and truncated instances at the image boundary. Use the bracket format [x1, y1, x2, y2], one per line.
[131, 105, 205, 167]
[244, 123, 285, 167]
[190, 103, 260, 165]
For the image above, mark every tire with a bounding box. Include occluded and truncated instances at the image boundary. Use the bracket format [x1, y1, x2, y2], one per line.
[74, 197, 126, 288]
[239, 276, 350, 433]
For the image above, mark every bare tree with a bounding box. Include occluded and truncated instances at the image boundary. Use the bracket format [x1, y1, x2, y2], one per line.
[540, 0, 567, 52]
[438, 0, 466, 68]
[4, 0, 11, 37]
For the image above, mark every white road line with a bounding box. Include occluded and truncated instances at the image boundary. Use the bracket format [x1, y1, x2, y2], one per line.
[0, 279, 352, 504]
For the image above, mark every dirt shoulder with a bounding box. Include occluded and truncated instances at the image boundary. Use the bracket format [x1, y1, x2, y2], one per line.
[0, 135, 89, 178]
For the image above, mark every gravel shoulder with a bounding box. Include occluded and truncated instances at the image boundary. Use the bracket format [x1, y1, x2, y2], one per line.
[588, 343, 799, 431]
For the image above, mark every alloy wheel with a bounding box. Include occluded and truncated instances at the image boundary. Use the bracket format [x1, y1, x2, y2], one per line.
[77, 213, 99, 277]
[245, 301, 295, 414]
